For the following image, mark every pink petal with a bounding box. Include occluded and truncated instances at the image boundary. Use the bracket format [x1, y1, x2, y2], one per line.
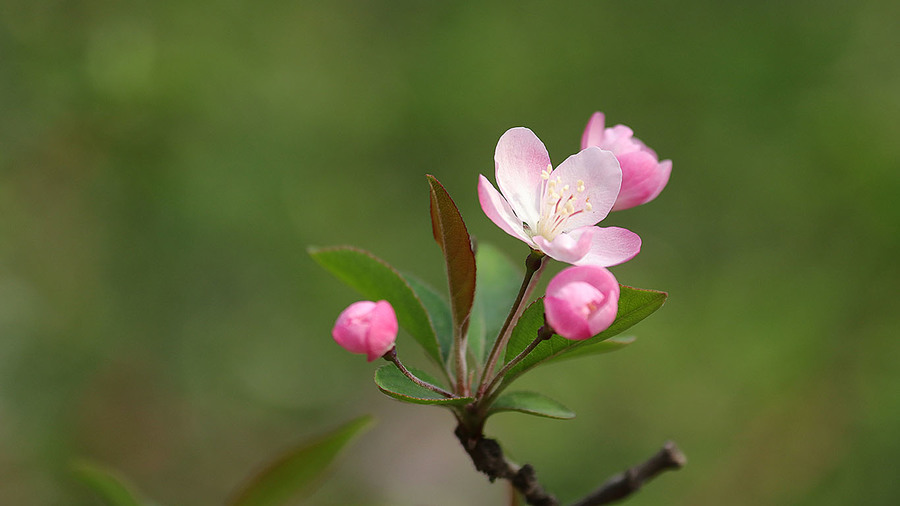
[544, 294, 593, 340]
[600, 125, 640, 155]
[587, 297, 618, 336]
[332, 300, 398, 361]
[478, 175, 534, 246]
[652, 159, 673, 197]
[495, 127, 550, 227]
[365, 300, 399, 361]
[533, 226, 595, 264]
[333, 301, 378, 355]
[581, 112, 606, 150]
[547, 262, 617, 290]
[612, 153, 671, 211]
[632, 136, 658, 159]
[573, 226, 641, 267]
[544, 265, 619, 340]
[549, 147, 622, 230]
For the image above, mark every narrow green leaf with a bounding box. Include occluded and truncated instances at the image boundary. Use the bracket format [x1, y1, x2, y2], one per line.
[548, 336, 636, 362]
[487, 391, 575, 420]
[230, 416, 374, 506]
[309, 246, 442, 365]
[469, 243, 522, 364]
[503, 286, 667, 383]
[426, 175, 476, 339]
[72, 461, 145, 506]
[404, 274, 453, 363]
[375, 365, 474, 406]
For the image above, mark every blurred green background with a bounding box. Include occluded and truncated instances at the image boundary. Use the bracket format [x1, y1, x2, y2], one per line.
[2, 0, 899, 504]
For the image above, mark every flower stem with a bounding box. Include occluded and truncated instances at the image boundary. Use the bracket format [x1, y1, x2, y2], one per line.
[383, 347, 455, 398]
[481, 325, 554, 401]
[455, 324, 468, 396]
[476, 250, 545, 398]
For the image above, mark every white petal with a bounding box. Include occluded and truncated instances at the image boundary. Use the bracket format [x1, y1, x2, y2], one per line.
[533, 227, 596, 264]
[549, 147, 621, 231]
[478, 175, 534, 245]
[495, 127, 549, 227]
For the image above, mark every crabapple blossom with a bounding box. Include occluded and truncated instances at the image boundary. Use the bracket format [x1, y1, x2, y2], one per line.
[544, 265, 620, 340]
[332, 300, 398, 361]
[478, 127, 641, 266]
[582, 112, 671, 211]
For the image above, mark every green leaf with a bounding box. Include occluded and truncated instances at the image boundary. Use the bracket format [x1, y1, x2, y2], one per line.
[469, 243, 522, 364]
[230, 416, 374, 506]
[548, 335, 636, 362]
[487, 391, 575, 419]
[374, 365, 474, 406]
[72, 460, 145, 506]
[309, 246, 442, 365]
[503, 285, 667, 383]
[426, 175, 476, 339]
[404, 274, 453, 364]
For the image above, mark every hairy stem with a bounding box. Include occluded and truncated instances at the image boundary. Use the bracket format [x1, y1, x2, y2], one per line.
[382, 348, 455, 398]
[477, 251, 545, 398]
[456, 322, 468, 396]
[482, 325, 553, 401]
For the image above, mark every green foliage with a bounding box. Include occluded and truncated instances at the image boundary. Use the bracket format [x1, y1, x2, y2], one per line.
[229, 416, 374, 506]
[374, 365, 473, 406]
[404, 274, 454, 364]
[502, 286, 667, 383]
[426, 175, 477, 339]
[72, 461, 146, 506]
[468, 243, 522, 364]
[549, 335, 636, 362]
[309, 246, 444, 365]
[487, 391, 575, 420]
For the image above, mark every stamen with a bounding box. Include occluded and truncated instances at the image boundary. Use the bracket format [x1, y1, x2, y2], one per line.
[535, 177, 596, 240]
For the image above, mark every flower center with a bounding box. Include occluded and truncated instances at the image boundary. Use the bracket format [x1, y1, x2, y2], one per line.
[533, 165, 592, 240]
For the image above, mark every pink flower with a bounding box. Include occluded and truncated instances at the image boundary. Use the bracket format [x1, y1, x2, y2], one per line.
[582, 112, 672, 211]
[332, 300, 398, 361]
[478, 127, 641, 266]
[544, 265, 620, 340]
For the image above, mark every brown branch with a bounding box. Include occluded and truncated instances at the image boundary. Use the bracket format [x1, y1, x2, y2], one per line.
[570, 441, 687, 506]
[455, 424, 559, 506]
[455, 424, 685, 506]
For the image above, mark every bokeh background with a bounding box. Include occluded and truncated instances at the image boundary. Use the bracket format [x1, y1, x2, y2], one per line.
[2, 0, 899, 504]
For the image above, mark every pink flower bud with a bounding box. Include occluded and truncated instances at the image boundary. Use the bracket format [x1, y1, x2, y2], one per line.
[332, 300, 398, 361]
[581, 112, 672, 211]
[544, 265, 620, 340]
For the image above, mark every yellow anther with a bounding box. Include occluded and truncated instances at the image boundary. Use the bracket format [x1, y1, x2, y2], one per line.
[576, 180, 585, 192]
[562, 184, 570, 192]
[585, 202, 593, 211]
